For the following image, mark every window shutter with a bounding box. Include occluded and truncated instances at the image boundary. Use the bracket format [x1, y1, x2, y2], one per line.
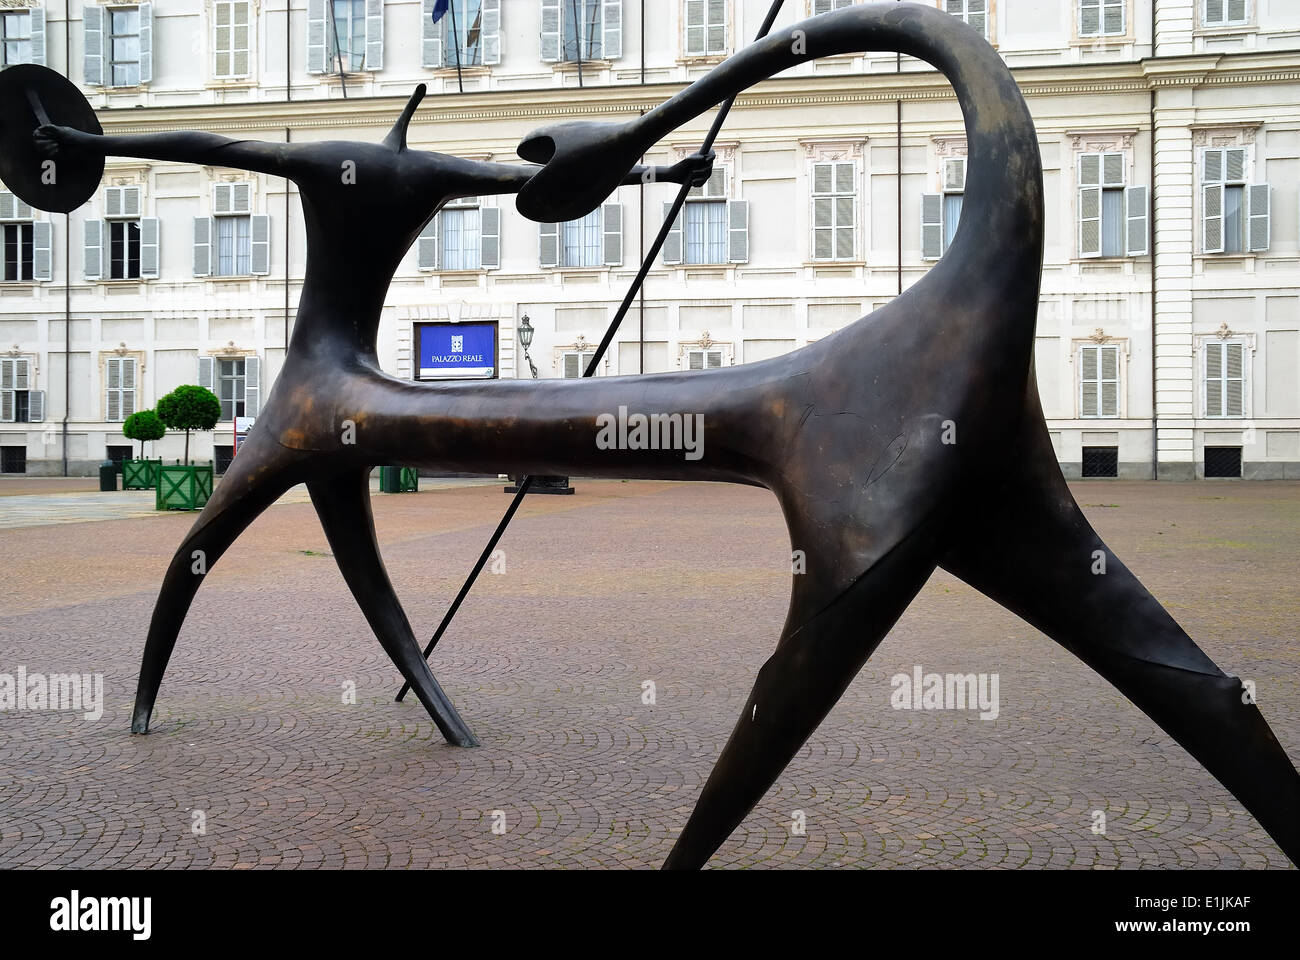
[602, 203, 623, 266]
[727, 199, 749, 264]
[32, 221, 52, 281]
[84, 5, 104, 86]
[1078, 154, 1103, 259]
[1247, 184, 1270, 252]
[688, 351, 703, 371]
[1225, 342, 1243, 416]
[603, 0, 622, 59]
[137, 3, 154, 84]
[1205, 343, 1223, 416]
[422, 0, 444, 67]
[563, 353, 581, 378]
[921, 194, 943, 261]
[0, 359, 12, 423]
[1205, 0, 1226, 24]
[250, 215, 271, 275]
[106, 357, 121, 422]
[194, 217, 214, 276]
[418, 218, 439, 270]
[1080, 0, 1100, 35]
[541, 0, 561, 62]
[481, 0, 502, 65]
[944, 158, 967, 192]
[12, 358, 28, 390]
[365, 0, 384, 71]
[1227, 0, 1247, 22]
[233, 1, 252, 77]
[685, 0, 705, 55]
[1202, 183, 1225, 254]
[1202, 148, 1225, 184]
[1125, 185, 1148, 257]
[84, 220, 104, 281]
[122, 359, 137, 418]
[1103, 0, 1124, 34]
[139, 218, 161, 279]
[967, 0, 988, 38]
[28, 390, 45, 423]
[244, 356, 261, 417]
[1080, 346, 1098, 416]
[106, 187, 123, 218]
[307, 0, 328, 74]
[538, 221, 559, 268]
[708, 0, 727, 53]
[1225, 148, 1245, 182]
[198, 356, 215, 392]
[663, 202, 683, 264]
[1100, 347, 1118, 416]
[233, 183, 252, 214]
[31, 8, 46, 66]
[0, 192, 11, 221]
[479, 206, 501, 269]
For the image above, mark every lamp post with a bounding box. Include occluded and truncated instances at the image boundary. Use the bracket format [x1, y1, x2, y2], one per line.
[506, 314, 574, 495]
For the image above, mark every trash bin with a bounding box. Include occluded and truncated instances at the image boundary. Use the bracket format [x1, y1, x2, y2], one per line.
[379, 466, 418, 493]
[98, 460, 118, 491]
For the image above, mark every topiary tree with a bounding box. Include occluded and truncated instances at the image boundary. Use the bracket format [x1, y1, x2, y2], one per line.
[122, 409, 166, 459]
[156, 385, 221, 465]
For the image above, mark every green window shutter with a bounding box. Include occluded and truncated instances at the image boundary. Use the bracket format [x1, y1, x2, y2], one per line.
[84, 5, 105, 86]
[602, 203, 623, 266]
[1247, 183, 1270, 252]
[365, 0, 385, 71]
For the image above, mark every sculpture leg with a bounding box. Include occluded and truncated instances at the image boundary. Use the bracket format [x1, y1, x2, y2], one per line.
[662, 531, 942, 869]
[940, 415, 1300, 864]
[307, 470, 478, 748]
[132, 433, 306, 734]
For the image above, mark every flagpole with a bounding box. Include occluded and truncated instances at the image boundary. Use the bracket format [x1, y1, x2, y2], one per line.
[328, 4, 348, 99]
[448, 0, 464, 93]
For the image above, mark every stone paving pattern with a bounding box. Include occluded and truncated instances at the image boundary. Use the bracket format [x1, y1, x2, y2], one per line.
[0, 479, 1296, 869]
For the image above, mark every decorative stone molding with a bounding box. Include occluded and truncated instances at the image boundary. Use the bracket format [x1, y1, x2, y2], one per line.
[676, 332, 735, 368]
[1068, 129, 1138, 154]
[932, 136, 968, 159]
[1191, 124, 1260, 148]
[800, 138, 867, 162]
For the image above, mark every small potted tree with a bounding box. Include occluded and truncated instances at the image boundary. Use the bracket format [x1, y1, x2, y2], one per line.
[155, 384, 221, 511]
[121, 409, 166, 490]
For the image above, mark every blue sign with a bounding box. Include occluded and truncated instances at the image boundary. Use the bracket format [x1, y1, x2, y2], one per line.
[416, 321, 497, 379]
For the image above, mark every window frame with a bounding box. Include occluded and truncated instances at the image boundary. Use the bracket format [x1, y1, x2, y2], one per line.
[1077, 343, 1121, 419]
[940, 1, 992, 42]
[217, 356, 248, 422]
[108, 5, 144, 88]
[1202, 0, 1249, 29]
[1202, 339, 1247, 419]
[0, 8, 32, 67]
[104, 355, 137, 423]
[213, 0, 253, 81]
[1, 221, 34, 283]
[1078, 0, 1126, 39]
[683, 0, 729, 59]
[810, 160, 858, 262]
[327, 0, 369, 73]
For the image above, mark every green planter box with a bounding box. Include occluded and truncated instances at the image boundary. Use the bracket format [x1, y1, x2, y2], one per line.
[157, 464, 214, 511]
[380, 465, 419, 493]
[122, 458, 163, 490]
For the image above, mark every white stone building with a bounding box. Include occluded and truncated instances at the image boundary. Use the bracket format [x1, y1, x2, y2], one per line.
[0, 0, 1297, 478]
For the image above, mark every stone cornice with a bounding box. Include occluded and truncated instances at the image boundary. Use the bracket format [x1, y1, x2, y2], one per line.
[96, 49, 1300, 137]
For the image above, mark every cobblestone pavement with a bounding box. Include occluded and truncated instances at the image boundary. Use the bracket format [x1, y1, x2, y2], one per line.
[0, 480, 1296, 869]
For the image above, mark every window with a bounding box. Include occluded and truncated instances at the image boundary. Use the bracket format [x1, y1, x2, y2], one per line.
[663, 168, 748, 266]
[1081, 446, 1119, 478]
[943, 1, 989, 39]
[199, 355, 260, 419]
[214, 1, 252, 79]
[539, 204, 623, 268]
[1204, 446, 1242, 478]
[1, 8, 34, 67]
[1079, 0, 1124, 37]
[1, 358, 43, 424]
[416, 199, 501, 271]
[84, 4, 152, 87]
[1078, 344, 1119, 418]
[684, 0, 727, 57]
[1204, 341, 1244, 417]
[218, 357, 246, 422]
[1078, 152, 1147, 259]
[687, 349, 724, 370]
[423, 0, 501, 67]
[1202, 147, 1269, 255]
[195, 184, 270, 278]
[0, 446, 25, 473]
[0, 190, 48, 282]
[540, 0, 620, 63]
[308, 0, 383, 74]
[86, 186, 159, 281]
[811, 161, 856, 261]
[105, 357, 137, 422]
[812, 0, 855, 13]
[922, 158, 966, 260]
[1203, 0, 1248, 28]
[106, 444, 133, 465]
[562, 351, 596, 378]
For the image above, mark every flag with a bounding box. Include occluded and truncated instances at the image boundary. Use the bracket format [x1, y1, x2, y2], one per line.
[432, 0, 451, 23]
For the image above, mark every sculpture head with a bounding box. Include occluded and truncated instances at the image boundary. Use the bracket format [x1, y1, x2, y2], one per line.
[515, 118, 647, 223]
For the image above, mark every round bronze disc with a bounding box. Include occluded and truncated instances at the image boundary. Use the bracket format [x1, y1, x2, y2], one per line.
[0, 64, 103, 214]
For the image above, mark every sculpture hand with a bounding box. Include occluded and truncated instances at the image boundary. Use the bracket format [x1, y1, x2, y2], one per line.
[669, 151, 716, 188]
[33, 123, 97, 159]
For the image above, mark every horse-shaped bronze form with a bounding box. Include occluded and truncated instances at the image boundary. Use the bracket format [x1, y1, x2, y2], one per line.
[14, 2, 1296, 869]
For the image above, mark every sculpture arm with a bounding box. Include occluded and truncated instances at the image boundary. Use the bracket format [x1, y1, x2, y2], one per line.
[34, 125, 295, 177]
[438, 154, 712, 199]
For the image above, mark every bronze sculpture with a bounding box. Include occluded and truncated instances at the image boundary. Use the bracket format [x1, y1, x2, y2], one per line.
[5, 2, 1295, 870]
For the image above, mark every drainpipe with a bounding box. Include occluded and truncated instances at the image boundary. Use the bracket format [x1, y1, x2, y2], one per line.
[896, 50, 902, 296]
[62, 4, 71, 476]
[1150, 2, 1159, 480]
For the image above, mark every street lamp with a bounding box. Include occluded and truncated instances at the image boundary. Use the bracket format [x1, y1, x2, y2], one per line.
[518, 313, 538, 379]
[505, 313, 574, 495]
